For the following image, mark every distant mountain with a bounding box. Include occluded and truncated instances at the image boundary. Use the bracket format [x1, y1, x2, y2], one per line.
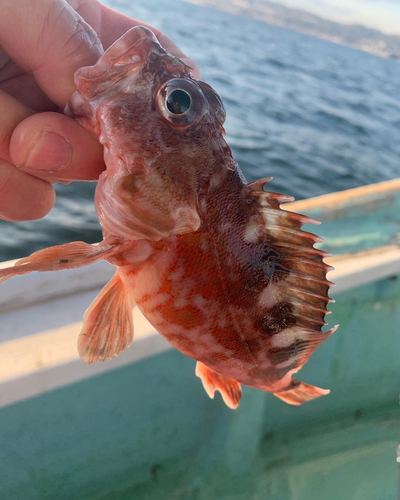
[184, 0, 400, 61]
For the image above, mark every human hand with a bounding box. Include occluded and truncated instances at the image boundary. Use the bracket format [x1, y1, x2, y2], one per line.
[0, 0, 199, 222]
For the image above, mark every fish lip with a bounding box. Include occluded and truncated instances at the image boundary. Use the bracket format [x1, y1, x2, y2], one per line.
[64, 91, 93, 121]
[73, 27, 162, 97]
[66, 28, 162, 124]
[86, 26, 160, 72]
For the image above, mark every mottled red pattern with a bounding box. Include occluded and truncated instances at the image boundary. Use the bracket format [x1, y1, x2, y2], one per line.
[0, 27, 337, 408]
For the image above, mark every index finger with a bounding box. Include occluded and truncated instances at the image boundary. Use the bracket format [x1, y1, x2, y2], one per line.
[0, 0, 103, 107]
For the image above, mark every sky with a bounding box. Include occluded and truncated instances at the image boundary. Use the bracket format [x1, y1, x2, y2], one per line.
[277, 0, 400, 35]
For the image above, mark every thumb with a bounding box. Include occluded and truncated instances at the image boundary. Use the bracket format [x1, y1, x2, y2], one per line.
[0, 0, 103, 107]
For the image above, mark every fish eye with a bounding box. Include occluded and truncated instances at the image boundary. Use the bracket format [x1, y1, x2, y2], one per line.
[166, 89, 192, 115]
[157, 78, 205, 128]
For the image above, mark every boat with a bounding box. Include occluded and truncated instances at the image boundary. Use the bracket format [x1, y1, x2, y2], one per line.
[0, 178, 398, 499]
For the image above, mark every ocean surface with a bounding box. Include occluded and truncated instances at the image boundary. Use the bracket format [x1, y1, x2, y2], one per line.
[1, 0, 400, 261]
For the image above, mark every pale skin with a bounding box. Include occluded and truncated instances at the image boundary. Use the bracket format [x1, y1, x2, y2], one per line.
[0, 0, 199, 222]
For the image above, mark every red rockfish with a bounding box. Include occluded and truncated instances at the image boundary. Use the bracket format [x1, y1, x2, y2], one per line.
[0, 27, 337, 409]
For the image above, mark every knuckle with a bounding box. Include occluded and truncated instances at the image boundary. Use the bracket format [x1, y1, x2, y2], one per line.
[61, 18, 102, 65]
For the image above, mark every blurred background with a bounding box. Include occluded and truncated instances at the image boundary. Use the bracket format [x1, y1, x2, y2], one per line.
[1, 0, 400, 260]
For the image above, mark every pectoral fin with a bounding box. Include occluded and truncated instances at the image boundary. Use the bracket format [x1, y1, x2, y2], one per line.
[195, 361, 242, 409]
[273, 378, 330, 405]
[0, 237, 127, 283]
[78, 272, 134, 364]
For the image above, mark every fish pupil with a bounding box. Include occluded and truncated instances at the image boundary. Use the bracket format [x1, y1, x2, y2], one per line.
[166, 89, 191, 115]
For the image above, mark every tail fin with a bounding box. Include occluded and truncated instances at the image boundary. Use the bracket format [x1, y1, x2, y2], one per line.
[273, 378, 330, 405]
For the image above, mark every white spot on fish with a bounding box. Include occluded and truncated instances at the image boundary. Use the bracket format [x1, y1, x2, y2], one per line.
[192, 294, 208, 312]
[139, 266, 163, 296]
[260, 210, 284, 238]
[220, 222, 232, 233]
[271, 327, 304, 348]
[217, 315, 229, 329]
[144, 309, 166, 326]
[243, 219, 259, 243]
[199, 333, 232, 355]
[174, 297, 189, 309]
[168, 265, 185, 283]
[210, 172, 224, 189]
[262, 210, 280, 227]
[258, 283, 280, 309]
[142, 292, 170, 310]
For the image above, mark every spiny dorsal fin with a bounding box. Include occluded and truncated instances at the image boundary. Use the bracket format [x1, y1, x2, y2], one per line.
[243, 178, 336, 369]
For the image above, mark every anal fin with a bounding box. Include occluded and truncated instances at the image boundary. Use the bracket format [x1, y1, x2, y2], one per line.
[195, 361, 242, 410]
[78, 272, 134, 363]
[273, 378, 330, 405]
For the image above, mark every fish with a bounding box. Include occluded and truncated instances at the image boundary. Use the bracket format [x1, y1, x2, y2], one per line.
[0, 26, 337, 409]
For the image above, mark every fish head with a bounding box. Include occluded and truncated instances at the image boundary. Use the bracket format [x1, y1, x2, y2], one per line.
[67, 26, 227, 240]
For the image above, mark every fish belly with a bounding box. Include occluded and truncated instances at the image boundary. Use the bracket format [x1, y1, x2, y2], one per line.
[118, 259, 293, 393]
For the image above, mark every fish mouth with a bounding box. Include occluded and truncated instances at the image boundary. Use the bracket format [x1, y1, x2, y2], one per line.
[66, 26, 194, 127]
[65, 27, 163, 129]
[86, 26, 160, 79]
[67, 26, 161, 109]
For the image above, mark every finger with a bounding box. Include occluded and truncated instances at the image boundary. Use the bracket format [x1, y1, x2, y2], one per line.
[0, 90, 33, 163]
[0, 160, 55, 221]
[1, 73, 58, 112]
[94, 4, 201, 78]
[0, 0, 103, 107]
[10, 112, 105, 182]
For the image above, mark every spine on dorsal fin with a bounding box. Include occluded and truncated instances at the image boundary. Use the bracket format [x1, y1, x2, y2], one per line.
[244, 178, 320, 223]
[242, 179, 331, 264]
[245, 178, 295, 207]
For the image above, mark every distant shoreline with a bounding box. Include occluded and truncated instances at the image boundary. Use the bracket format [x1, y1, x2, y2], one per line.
[183, 0, 400, 62]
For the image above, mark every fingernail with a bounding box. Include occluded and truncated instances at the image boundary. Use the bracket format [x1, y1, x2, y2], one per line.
[25, 131, 72, 171]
